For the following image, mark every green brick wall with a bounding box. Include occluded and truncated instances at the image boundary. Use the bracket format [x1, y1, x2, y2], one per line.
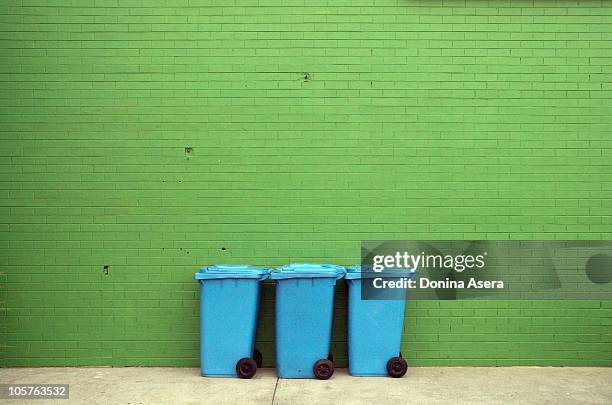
[1, 1, 611, 367]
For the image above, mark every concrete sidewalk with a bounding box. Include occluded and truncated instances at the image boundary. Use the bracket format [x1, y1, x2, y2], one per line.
[1, 367, 611, 405]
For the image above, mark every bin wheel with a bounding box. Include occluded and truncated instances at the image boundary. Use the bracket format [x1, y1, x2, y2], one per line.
[327, 352, 334, 363]
[313, 359, 334, 380]
[386, 357, 407, 378]
[236, 357, 257, 379]
[253, 349, 263, 368]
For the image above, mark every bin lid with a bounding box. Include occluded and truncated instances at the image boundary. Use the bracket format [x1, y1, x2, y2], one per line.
[271, 263, 345, 280]
[345, 265, 416, 279]
[195, 264, 271, 280]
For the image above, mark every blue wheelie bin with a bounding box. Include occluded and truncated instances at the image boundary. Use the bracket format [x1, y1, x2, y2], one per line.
[271, 263, 345, 379]
[194, 264, 270, 378]
[346, 265, 414, 377]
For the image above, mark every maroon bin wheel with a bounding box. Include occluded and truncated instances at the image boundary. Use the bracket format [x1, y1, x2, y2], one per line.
[313, 359, 334, 380]
[386, 356, 408, 378]
[236, 357, 257, 379]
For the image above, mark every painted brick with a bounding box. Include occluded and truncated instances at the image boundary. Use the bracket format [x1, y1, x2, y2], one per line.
[1, 1, 611, 367]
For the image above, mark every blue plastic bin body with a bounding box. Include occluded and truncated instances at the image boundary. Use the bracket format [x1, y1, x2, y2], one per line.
[195, 265, 270, 377]
[346, 265, 414, 376]
[271, 264, 345, 379]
